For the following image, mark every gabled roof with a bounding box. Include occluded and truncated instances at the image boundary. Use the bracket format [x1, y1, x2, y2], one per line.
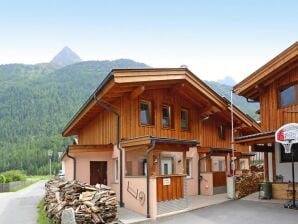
[62, 68, 261, 136]
[234, 42, 298, 100]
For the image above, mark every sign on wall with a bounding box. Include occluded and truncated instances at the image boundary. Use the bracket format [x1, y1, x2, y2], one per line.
[163, 178, 171, 185]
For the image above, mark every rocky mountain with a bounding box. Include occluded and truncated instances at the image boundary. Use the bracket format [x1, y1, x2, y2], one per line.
[50, 46, 82, 66]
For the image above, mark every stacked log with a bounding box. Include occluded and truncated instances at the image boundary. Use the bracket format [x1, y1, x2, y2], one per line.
[44, 178, 118, 223]
[235, 172, 263, 199]
[250, 164, 264, 172]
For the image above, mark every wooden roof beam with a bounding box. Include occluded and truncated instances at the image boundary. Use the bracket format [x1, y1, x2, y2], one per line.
[130, 85, 145, 100]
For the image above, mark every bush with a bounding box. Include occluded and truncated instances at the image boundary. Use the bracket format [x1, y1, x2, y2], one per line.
[0, 170, 26, 183]
[0, 174, 6, 183]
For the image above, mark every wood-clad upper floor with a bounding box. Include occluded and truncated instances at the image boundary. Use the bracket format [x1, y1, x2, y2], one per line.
[260, 66, 298, 131]
[233, 42, 298, 132]
[63, 68, 260, 150]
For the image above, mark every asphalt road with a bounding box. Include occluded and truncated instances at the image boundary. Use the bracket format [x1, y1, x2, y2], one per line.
[156, 200, 298, 224]
[0, 180, 46, 224]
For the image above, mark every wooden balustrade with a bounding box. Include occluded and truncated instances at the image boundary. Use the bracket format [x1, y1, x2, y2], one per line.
[156, 175, 185, 202]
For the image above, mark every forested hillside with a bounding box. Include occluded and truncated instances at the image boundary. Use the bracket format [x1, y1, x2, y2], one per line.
[0, 59, 148, 175]
[0, 51, 259, 175]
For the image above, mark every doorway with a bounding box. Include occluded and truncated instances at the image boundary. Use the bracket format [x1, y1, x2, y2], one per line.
[161, 158, 173, 175]
[90, 161, 107, 185]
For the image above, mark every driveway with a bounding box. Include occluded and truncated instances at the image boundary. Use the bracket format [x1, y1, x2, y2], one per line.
[0, 180, 46, 224]
[155, 200, 298, 224]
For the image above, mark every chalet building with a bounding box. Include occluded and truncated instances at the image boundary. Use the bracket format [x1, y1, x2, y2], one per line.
[233, 42, 298, 200]
[61, 68, 260, 218]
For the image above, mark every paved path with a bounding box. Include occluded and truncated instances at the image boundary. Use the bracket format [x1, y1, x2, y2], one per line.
[0, 180, 46, 224]
[155, 200, 298, 224]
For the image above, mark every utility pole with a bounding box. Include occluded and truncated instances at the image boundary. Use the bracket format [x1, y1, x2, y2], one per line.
[48, 150, 53, 176]
[230, 90, 235, 176]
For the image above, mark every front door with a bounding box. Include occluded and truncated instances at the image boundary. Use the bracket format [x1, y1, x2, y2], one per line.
[161, 158, 173, 175]
[90, 161, 107, 185]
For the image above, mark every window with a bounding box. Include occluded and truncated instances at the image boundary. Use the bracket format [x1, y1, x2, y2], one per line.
[279, 84, 297, 107]
[162, 105, 173, 128]
[114, 159, 119, 183]
[211, 156, 226, 172]
[181, 109, 189, 130]
[186, 158, 192, 178]
[218, 125, 225, 140]
[140, 100, 153, 125]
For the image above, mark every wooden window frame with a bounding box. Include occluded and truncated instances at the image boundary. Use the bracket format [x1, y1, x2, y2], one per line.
[162, 104, 174, 129]
[180, 108, 190, 131]
[278, 83, 298, 108]
[139, 99, 154, 126]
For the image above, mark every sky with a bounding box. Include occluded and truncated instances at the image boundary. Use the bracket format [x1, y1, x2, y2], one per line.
[0, 0, 297, 82]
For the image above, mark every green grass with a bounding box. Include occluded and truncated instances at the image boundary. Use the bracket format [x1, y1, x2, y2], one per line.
[37, 199, 52, 224]
[9, 175, 51, 192]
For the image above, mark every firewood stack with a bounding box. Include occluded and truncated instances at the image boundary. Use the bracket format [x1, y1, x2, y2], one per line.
[235, 172, 263, 199]
[44, 178, 118, 223]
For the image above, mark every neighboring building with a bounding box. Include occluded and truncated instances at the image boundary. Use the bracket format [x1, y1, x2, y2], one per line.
[234, 42, 298, 200]
[61, 68, 260, 218]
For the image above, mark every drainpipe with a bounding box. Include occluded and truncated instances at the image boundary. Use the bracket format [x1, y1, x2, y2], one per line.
[66, 146, 76, 180]
[93, 95, 124, 207]
[198, 151, 213, 195]
[146, 140, 156, 218]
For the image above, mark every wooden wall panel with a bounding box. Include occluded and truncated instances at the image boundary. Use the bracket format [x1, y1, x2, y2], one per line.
[213, 171, 227, 187]
[200, 116, 232, 148]
[156, 176, 184, 202]
[260, 67, 298, 132]
[78, 109, 116, 145]
[120, 89, 200, 141]
[77, 87, 252, 154]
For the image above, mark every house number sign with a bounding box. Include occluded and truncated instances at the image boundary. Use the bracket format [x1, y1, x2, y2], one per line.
[163, 178, 171, 185]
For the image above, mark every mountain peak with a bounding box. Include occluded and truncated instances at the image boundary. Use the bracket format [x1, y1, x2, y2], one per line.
[50, 46, 82, 66]
[216, 76, 236, 86]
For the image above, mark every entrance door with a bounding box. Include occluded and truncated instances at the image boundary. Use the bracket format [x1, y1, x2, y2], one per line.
[161, 158, 173, 175]
[90, 161, 107, 185]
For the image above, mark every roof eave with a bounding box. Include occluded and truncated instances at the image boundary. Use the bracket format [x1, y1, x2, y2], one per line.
[233, 42, 298, 97]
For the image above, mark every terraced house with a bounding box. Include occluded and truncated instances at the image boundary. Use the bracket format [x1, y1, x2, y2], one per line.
[61, 68, 260, 218]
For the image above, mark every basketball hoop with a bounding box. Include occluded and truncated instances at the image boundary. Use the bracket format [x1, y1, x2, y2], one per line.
[275, 123, 298, 209]
[283, 142, 293, 154]
[275, 123, 298, 154]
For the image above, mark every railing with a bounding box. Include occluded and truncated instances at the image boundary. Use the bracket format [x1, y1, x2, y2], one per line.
[213, 172, 226, 187]
[156, 175, 185, 202]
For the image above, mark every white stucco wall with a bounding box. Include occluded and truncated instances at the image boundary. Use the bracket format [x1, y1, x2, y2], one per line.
[275, 143, 298, 182]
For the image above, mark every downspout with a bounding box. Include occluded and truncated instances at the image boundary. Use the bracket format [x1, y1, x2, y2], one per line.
[66, 146, 76, 180]
[198, 151, 213, 195]
[146, 140, 156, 218]
[93, 95, 124, 207]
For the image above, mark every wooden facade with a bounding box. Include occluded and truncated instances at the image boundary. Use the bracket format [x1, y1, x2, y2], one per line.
[259, 67, 298, 132]
[75, 84, 256, 152]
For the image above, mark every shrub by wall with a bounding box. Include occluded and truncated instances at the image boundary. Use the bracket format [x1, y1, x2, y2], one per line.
[0, 170, 26, 183]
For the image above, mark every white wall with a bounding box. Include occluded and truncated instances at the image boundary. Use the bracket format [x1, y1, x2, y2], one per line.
[268, 153, 273, 182]
[275, 143, 298, 182]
